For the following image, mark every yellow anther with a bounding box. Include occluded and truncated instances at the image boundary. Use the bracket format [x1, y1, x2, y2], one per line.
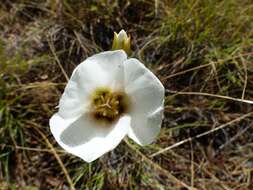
[90, 87, 130, 124]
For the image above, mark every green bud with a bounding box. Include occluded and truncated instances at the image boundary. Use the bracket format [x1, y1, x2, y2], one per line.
[112, 30, 131, 55]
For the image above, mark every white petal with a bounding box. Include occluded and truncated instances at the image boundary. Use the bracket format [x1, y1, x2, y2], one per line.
[117, 30, 128, 43]
[124, 58, 165, 145]
[128, 106, 163, 145]
[58, 50, 127, 119]
[49, 114, 130, 162]
[87, 50, 127, 90]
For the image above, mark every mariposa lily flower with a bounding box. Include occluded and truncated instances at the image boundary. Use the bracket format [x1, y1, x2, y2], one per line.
[50, 50, 164, 162]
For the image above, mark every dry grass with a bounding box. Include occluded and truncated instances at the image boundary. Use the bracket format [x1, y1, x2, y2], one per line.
[0, 0, 253, 189]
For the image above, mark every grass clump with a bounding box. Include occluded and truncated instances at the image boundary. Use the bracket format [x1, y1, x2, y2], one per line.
[0, 0, 253, 189]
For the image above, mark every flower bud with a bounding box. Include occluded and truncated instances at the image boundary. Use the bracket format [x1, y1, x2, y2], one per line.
[112, 30, 131, 55]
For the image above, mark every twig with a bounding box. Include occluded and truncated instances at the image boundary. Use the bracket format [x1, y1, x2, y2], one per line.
[124, 139, 197, 190]
[239, 53, 248, 100]
[190, 141, 194, 188]
[0, 144, 65, 153]
[27, 121, 75, 190]
[217, 123, 252, 153]
[166, 89, 253, 104]
[48, 36, 69, 81]
[161, 52, 253, 82]
[161, 63, 212, 81]
[151, 112, 253, 157]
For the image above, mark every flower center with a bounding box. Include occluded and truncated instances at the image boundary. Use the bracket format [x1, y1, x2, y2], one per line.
[90, 87, 129, 124]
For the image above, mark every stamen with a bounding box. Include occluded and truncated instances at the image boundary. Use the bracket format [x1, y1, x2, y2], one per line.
[90, 87, 130, 125]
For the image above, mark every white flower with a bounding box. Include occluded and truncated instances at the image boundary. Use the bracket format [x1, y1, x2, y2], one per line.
[49, 50, 164, 162]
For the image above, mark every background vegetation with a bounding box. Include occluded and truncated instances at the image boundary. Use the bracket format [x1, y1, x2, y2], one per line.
[0, 0, 253, 189]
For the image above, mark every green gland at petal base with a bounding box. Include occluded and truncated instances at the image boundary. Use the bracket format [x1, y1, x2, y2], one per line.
[112, 30, 131, 56]
[90, 87, 130, 125]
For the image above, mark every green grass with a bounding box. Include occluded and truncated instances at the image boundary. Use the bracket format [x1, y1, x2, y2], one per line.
[0, 0, 253, 189]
